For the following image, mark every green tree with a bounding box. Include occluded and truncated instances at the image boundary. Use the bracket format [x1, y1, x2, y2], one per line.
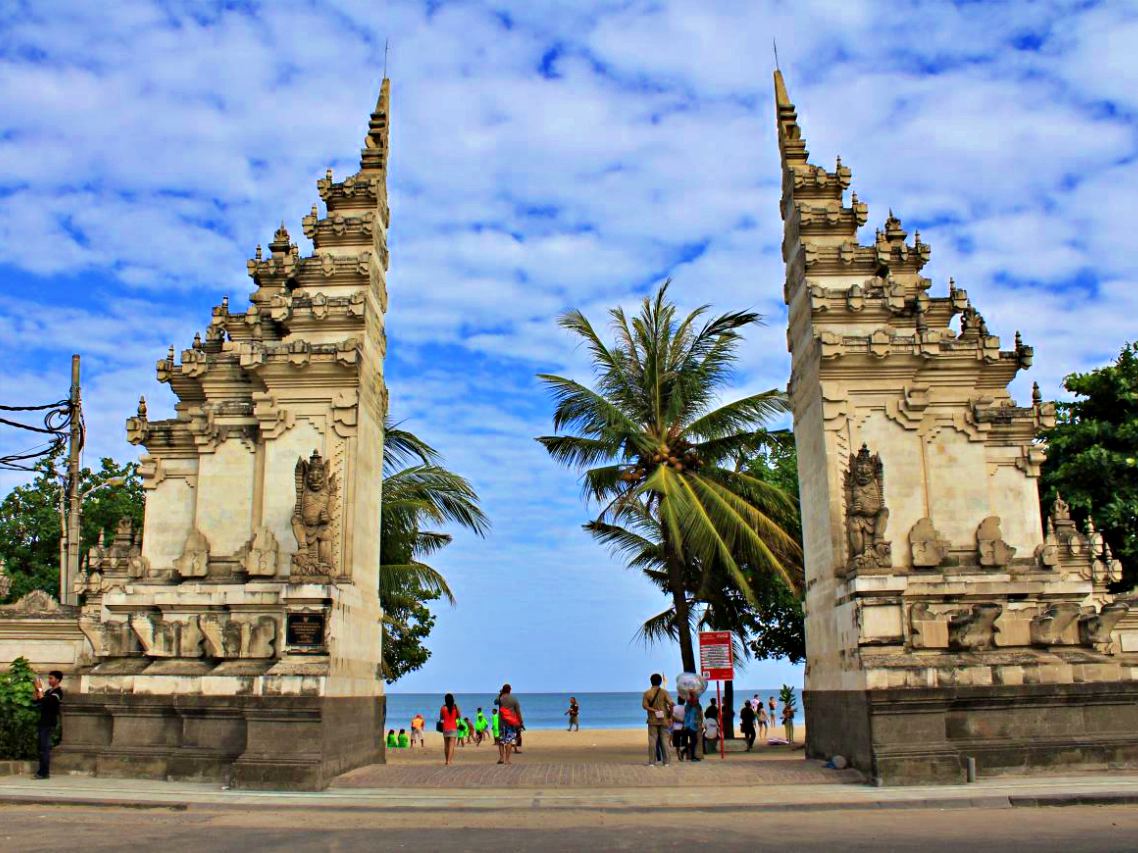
[1040, 342, 1138, 587]
[537, 282, 800, 672]
[0, 657, 38, 759]
[380, 422, 489, 682]
[0, 453, 142, 603]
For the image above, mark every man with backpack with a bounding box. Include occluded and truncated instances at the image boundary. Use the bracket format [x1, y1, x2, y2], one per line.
[642, 673, 673, 766]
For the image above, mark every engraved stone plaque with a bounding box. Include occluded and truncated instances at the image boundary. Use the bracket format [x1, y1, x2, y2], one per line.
[286, 611, 326, 652]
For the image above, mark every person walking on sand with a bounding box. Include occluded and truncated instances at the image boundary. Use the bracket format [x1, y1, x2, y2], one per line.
[32, 671, 63, 780]
[497, 684, 524, 765]
[642, 673, 673, 766]
[439, 693, 461, 765]
[410, 713, 425, 748]
[739, 700, 757, 751]
[565, 696, 580, 731]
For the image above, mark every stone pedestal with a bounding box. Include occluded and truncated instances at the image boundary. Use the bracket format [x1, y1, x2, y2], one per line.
[56, 692, 385, 790]
[807, 682, 1138, 785]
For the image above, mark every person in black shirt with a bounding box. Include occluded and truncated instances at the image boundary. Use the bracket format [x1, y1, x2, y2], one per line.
[32, 670, 63, 780]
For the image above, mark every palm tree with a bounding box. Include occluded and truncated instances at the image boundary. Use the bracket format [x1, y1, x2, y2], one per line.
[536, 281, 800, 672]
[380, 421, 489, 681]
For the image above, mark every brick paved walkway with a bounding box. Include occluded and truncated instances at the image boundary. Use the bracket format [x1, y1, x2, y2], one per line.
[333, 758, 861, 789]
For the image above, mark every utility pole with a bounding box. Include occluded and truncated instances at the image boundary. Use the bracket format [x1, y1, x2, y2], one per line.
[63, 354, 82, 606]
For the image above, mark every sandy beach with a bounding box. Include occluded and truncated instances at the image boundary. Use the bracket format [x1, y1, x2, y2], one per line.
[386, 725, 807, 766]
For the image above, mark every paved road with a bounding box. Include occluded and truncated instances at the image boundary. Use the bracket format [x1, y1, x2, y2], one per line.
[334, 757, 862, 788]
[2, 803, 1136, 851]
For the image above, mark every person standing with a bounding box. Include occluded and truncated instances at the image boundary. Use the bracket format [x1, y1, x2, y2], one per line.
[757, 704, 769, 739]
[683, 692, 703, 762]
[642, 673, 673, 766]
[474, 707, 489, 745]
[32, 671, 63, 780]
[410, 713, 425, 748]
[496, 684, 524, 765]
[491, 707, 501, 745]
[439, 693, 461, 765]
[565, 696, 580, 732]
[768, 695, 777, 727]
[671, 698, 686, 762]
[739, 701, 757, 751]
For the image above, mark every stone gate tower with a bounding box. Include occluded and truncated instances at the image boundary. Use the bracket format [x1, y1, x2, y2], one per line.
[774, 70, 1138, 783]
[60, 80, 392, 790]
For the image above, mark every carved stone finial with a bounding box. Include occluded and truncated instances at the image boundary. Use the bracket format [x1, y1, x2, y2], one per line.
[1032, 382, 1042, 406]
[909, 517, 949, 568]
[167, 345, 175, 364]
[1015, 330, 1023, 349]
[291, 450, 337, 578]
[977, 516, 1016, 568]
[221, 295, 229, 311]
[137, 396, 148, 420]
[844, 444, 891, 573]
[1051, 493, 1071, 525]
[255, 244, 263, 261]
[326, 167, 333, 181]
[192, 332, 202, 350]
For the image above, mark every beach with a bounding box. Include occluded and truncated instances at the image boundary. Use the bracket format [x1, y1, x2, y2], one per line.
[386, 725, 807, 766]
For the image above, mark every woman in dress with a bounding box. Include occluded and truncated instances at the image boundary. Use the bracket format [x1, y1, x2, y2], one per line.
[439, 693, 461, 765]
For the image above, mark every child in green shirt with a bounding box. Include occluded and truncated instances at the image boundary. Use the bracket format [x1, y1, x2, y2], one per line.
[386, 729, 397, 749]
[397, 728, 409, 749]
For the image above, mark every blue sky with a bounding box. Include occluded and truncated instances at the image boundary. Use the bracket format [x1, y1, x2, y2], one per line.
[1, 1, 1137, 692]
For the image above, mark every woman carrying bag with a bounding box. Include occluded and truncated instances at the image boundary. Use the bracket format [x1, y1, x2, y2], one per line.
[439, 693, 461, 766]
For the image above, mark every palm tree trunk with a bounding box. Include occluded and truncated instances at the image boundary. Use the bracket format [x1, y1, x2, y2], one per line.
[662, 527, 697, 673]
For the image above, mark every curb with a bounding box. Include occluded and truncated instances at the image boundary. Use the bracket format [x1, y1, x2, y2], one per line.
[0, 791, 1136, 813]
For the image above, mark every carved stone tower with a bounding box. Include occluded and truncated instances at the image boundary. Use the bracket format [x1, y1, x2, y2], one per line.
[60, 80, 392, 790]
[774, 70, 1138, 783]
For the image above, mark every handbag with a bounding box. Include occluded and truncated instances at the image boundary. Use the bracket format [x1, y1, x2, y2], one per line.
[499, 705, 521, 727]
[435, 720, 445, 733]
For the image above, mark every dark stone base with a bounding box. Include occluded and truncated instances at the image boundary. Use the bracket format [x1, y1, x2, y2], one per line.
[55, 693, 385, 790]
[806, 682, 1138, 785]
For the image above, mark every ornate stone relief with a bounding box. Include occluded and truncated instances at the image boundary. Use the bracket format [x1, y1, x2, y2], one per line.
[976, 516, 1016, 568]
[1079, 602, 1129, 653]
[909, 517, 949, 568]
[174, 528, 211, 579]
[239, 527, 280, 577]
[0, 588, 61, 614]
[79, 617, 135, 657]
[130, 613, 204, 658]
[200, 613, 278, 659]
[844, 444, 891, 574]
[1030, 603, 1081, 646]
[291, 450, 337, 578]
[948, 602, 1002, 651]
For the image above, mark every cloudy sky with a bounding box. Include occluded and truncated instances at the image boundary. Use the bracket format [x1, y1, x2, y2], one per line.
[1, 1, 1136, 693]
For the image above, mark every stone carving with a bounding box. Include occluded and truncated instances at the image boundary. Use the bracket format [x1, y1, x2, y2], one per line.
[1079, 602, 1129, 652]
[239, 527, 280, 577]
[291, 450, 337, 577]
[0, 589, 61, 614]
[0, 558, 9, 600]
[130, 614, 203, 658]
[200, 613, 278, 659]
[174, 528, 210, 578]
[909, 517, 949, 568]
[1030, 603, 1081, 646]
[844, 444, 891, 573]
[976, 516, 1016, 568]
[79, 617, 136, 657]
[948, 603, 1002, 651]
[909, 602, 949, 649]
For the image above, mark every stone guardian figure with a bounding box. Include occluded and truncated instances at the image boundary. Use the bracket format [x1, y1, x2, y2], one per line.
[845, 443, 891, 573]
[291, 450, 336, 576]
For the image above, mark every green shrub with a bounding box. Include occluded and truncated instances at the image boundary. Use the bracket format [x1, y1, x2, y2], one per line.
[0, 657, 39, 759]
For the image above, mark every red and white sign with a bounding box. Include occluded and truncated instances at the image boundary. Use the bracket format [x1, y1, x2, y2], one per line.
[699, 631, 734, 681]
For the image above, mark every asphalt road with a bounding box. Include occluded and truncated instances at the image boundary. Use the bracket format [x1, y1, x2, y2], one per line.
[2, 803, 1137, 851]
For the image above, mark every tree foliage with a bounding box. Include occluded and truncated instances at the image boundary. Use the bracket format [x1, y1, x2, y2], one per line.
[0, 657, 38, 760]
[1040, 342, 1138, 588]
[380, 421, 488, 683]
[0, 453, 143, 603]
[536, 281, 800, 671]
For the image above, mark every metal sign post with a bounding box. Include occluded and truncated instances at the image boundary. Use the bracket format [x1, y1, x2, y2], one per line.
[699, 631, 734, 761]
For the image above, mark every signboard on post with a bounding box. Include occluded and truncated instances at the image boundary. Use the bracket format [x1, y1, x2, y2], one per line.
[699, 631, 734, 681]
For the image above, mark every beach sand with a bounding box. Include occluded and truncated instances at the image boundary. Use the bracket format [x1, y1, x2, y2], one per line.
[388, 724, 808, 766]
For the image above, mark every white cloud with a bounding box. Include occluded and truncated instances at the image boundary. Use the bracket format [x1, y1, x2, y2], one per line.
[1, 0, 1135, 691]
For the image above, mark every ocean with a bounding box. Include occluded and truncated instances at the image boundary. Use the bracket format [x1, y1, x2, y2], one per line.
[385, 688, 804, 731]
